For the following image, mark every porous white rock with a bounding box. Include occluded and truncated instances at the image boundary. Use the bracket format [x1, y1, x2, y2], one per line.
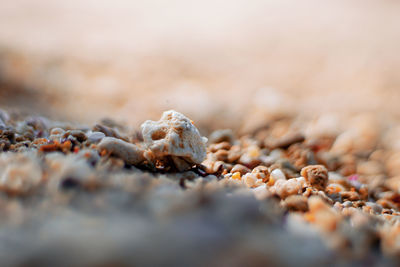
[141, 110, 207, 171]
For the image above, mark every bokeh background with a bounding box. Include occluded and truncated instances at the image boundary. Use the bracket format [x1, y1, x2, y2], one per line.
[1, 0, 400, 130]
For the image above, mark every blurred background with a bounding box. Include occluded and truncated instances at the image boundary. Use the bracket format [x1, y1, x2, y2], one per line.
[1, 0, 400, 130]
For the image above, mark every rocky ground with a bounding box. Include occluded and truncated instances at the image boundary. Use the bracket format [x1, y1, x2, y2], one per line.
[1, 1, 400, 266]
[1, 108, 400, 266]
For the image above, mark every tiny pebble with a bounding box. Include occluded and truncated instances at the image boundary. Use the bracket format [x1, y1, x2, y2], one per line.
[87, 132, 106, 143]
[270, 169, 286, 181]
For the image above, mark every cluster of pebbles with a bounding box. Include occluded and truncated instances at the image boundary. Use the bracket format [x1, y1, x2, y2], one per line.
[0, 109, 400, 266]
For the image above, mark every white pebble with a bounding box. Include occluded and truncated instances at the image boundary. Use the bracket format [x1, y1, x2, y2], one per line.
[252, 185, 270, 200]
[271, 169, 286, 181]
[98, 137, 145, 165]
[243, 173, 257, 188]
[87, 131, 106, 143]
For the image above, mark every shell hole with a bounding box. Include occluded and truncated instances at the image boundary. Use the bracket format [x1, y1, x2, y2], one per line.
[151, 130, 166, 140]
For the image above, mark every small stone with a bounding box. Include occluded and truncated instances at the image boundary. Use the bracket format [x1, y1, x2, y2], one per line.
[301, 165, 328, 191]
[98, 137, 145, 165]
[208, 141, 231, 153]
[0, 152, 42, 194]
[272, 177, 304, 199]
[141, 110, 207, 171]
[214, 149, 229, 162]
[50, 128, 65, 136]
[87, 131, 106, 143]
[365, 202, 382, 214]
[252, 184, 270, 200]
[67, 130, 87, 142]
[285, 195, 309, 212]
[243, 173, 257, 187]
[252, 165, 270, 182]
[340, 191, 360, 202]
[208, 129, 235, 144]
[231, 164, 251, 175]
[232, 172, 241, 180]
[270, 168, 286, 181]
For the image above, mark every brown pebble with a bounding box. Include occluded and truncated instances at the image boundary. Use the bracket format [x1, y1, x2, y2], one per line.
[214, 149, 229, 162]
[66, 130, 87, 142]
[340, 191, 360, 202]
[252, 166, 270, 182]
[285, 195, 309, 212]
[204, 160, 232, 174]
[301, 165, 328, 191]
[208, 141, 231, 153]
[231, 164, 251, 175]
[227, 150, 241, 163]
[208, 129, 235, 144]
[377, 199, 397, 210]
[266, 132, 305, 150]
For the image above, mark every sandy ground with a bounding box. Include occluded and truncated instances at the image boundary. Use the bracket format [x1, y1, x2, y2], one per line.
[1, 0, 400, 129]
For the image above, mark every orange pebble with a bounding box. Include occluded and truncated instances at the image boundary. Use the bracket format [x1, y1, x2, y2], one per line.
[100, 150, 107, 157]
[304, 213, 316, 223]
[267, 177, 275, 186]
[232, 172, 241, 180]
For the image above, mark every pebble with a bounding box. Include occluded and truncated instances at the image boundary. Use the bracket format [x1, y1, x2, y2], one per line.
[87, 131, 106, 143]
[0, 152, 42, 194]
[272, 177, 304, 199]
[364, 202, 383, 214]
[231, 164, 251, 175]
[208, 129, 235, 144]
[98, 137, 145, 165]
[141, 110, 207, 170]
[301, 165, 328, 191]
[270, 169, 286, 181]
[243, 173, 257, 187]
[285, 195, 309, 212]
[50, 128, 65, 136]
[252, 184, 270, 200]
[252, 165, 269, 181]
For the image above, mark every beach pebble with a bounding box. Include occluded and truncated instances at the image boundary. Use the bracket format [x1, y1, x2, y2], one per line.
[48, 128, 65, 141]
[0, 152, 42, 194]
[272, 177, 304, 199]
[365, 202, 382, 214]
[306, 196, 339, 233]
[301, 165, 328, 191]
[87, 131, 106, 143]
[252, 184, 270, 200]
[66, 130, 87, 142]
[98, 137, 145, 165]
[252, 165, 270, 181]
[208, 129, 235, 144]
[231, 164, 251, 175]
[285, 195, 309, 212]
[141, 110, 207, 171]
[270, 168, 286, 181]
[50, 128, 65, 136]
[243, 173, 257, 187]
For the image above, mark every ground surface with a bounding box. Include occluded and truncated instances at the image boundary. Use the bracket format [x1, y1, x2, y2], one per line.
[1, 1, 400, 266]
